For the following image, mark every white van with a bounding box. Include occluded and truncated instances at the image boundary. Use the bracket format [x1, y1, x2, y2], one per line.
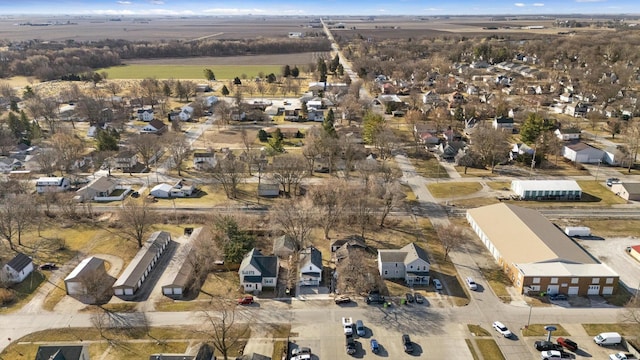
[593, 332, 622, 346]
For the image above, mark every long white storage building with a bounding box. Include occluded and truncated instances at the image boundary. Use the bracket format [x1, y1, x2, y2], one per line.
[511, 180, 582, 201]
[113, 231, 171, 297]
[161, 227, 205, 299]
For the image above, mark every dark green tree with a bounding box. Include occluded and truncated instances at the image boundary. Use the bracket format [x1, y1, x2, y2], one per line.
[520, 113, 555, 144]
[221, 85, 230, 96]
[266, 73, 277, 83]
[214, 217, 255, 263]
[96, 128, 120, 151]
[282, 65, 291, 78]
[330, 54, 340, 73]
[454, 106, 465, 122]
[362, 111, 385, 145]
[257, 129, 269, 142]
[204, 68, 216, 81]
[233, 77, 242, 85]
[268, 128, 285, 153]
[323, 109, 337, 137]
[291, 66, 300, 78]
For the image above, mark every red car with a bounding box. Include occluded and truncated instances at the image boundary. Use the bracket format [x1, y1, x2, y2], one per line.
[237, 295, 254, 305]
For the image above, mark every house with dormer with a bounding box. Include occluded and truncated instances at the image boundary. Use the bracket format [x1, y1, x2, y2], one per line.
[141, 119, 167, 134]
[377, 242, 430, 286]
[137, 108, 154, 122]
[239, 248, 279, 292]
[298, 246, 322, 286]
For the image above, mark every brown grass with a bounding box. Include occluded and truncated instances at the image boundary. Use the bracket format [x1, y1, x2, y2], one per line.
[468, 324, 491, 336]
[478, 267, 512, 303]
[522, 324, 570, 337]
[582, 323, 640, 336]
[475, 338, 505, 360]
[427, 182, 483, 199]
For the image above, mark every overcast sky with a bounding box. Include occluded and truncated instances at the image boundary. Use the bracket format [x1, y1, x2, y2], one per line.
[0, 0, 638, 16]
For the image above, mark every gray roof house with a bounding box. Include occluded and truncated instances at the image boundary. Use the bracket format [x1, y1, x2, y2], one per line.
[377, 243, 430, 286]
[2, 252, 34, 284]
[239, 248, 279, 293]
[35, 344, 89, 360]
[273, 234, 297, 258]
[298, 246, 322, 286]
[113, 231, 171, 298]
[562, 141, 604, 164]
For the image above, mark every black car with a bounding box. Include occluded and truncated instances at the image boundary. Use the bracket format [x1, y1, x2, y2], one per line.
[39, 263, 57, 270]
[346, 334, 356, 355]
[549, 293, 568, 301]
[414, 293, 425, 304]
[366, 291, 386, 305]
[405, 293, 415, 303]
[535, 340, 563, 351]
[402, 334, 414, 353]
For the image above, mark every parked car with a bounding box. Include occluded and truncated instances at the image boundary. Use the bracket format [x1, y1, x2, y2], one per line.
[342, 317, 354, 335]
[549, 293, 568, 301]
[466, 277, 478, 290]
[366, 291, 386, 304]
[414, 293, 425, 304]
[492, 321, 513, 338]
[370, 338, 380, 353]
[291, 347, 311, 356]
[402, 334, 414, 353]
[335, 295, 351, 304]
[433, 279, 443, 290]
[237, 295, 254, 305]
[556, 337, 578, 352]
[405, 293, 415, 303]
[356, 320, 365, 337]
[290, 354, 311, 360]
[345, 334, 356, 355]
[39, 263, 57, 270]
[541, 350, 571, 359]
[606, 178, 621, 187]
[535, 341, 562, 351]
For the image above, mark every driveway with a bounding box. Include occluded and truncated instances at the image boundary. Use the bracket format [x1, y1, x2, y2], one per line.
[576, 236, 640, 293]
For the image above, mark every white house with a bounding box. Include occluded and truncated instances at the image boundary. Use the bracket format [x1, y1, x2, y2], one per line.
[510, 143, 534, 160]
[113, 151, 139, 172]
[150, 180, 196, 198]
[75, 176, 131, 202]
[377, 242, 430, 286]
[193, 151, 217, 170]
[555, 128, 581, 141]
[36, 177, 71, 194]
[298, 246, 322, 286]
[493, 116, 514, 131]
[140, 119, 167, 134]
[150, 183, 173, 198]
[307, 109, 324, 122]
[136, 108, 154, 122]
[238, 248, 279, 292]
[2, 253, 33, 284]
[178, 105, 194, 121]
[511, 180, 582, 200]
[422, 90, 441, 104]
[563, 142, 605, 164]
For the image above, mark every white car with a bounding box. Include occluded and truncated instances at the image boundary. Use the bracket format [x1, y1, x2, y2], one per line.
[433, 279, 443, 290]
[342, 317, 353, 335]
[540, 350, 570, 359]
[291, 347, 311, 356]
[492, 321, 513, 338]
[290, 355, 311, 360]
[466, 277, 478, 290]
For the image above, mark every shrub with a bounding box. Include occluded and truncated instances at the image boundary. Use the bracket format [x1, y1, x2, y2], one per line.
[0, 288, 15, 305]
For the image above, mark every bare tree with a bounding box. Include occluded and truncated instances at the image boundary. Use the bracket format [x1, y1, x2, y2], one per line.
[139, 78, 162, 109]
[302, 127, 323, 175]
[129, 134, 164, 170]
[214, 101, 232, 128]
[0, 194, 38, 249]
[198, 301, 249, 360]
[119, 199, 152, 248]
[624, 120, 640, 173]
[271, 154, 307, 196]
[207, 154, 246, 199]
[370, 179, 406, 228]
[309, 179, 347, 239]
[51, 131, 85, 175]
[335, 247, 383, 295]
[436, 223, 466, 260]
[347, 185, 375, 238]
[469, 126, 510, 173]
[167, 134, 190, 176]
[620, 294, 640, 341]
[25, 95, 59, 134]
[271, 197, 316, 250]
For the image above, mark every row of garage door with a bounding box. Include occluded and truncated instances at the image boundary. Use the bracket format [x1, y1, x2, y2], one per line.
[544, 285, 614, 295]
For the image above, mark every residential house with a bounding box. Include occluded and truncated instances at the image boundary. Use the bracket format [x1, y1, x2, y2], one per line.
[150, 180, 196, 199]
[611, 182, 640, 201]
[35, 345, 90, 360]
[564, 102, 589, 117]
[555, 128, 581, 141]
[628, 245, 640, 263]
[273, 234, 297, 258]
[437, 141, 466, 162]
[141, 119, 167, 134]
[467, 203, 619, 296]
[64, 257, 110, 303]
[307, 109, 324, 122]
[193, 151, 217, 170]
[493, 116, 514, 131]
[136, 108, 154, 122]
[510, 143, 535, 160]
[196, 84, 213, 92]
[238, 248, 279, 292]
[330, 235, 367, 253]
[1, 253, 33, 284]
[511, 180, 582, 201]
[0, 157, 22, 173]
[178, 105, 194, 121]
[298, 246, 323, 286]
[448, 91, 464, 105]
[113, 231, 172, 297]
[559, 92, 573, 103]
[466, 85, 478, 96]
[603, 145, 627, 166]
[74, 176, 131, 202]
[422, 90, 441, 104]
[563, 142, 605, 164]
[113, 151, 138, 172]
[258, 182, 280, 197]
[35, 177, 71, 194]
[377, 242, 430, 286]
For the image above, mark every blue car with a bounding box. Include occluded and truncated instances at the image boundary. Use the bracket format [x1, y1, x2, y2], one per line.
[370, 339, 379, 353]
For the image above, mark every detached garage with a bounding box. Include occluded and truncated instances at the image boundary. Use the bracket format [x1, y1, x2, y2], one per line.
[610, 182, 640, 201]
[161, 228, 204, 299]
[64, 257, 110, 303]
[563, 142, 604, 164]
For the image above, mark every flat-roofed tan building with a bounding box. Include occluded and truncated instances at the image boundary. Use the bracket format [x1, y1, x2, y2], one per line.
[466, 203, 619, 296]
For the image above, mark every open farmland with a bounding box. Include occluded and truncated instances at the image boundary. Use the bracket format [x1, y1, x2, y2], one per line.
[101, 64, 283, 80]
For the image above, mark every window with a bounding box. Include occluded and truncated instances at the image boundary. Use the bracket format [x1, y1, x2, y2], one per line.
[550, 277, 558, 284]
[592, 277, 600, 284]
[606, 278, 614, 284]
[571, 277, 579, 284]
[410, 265, 413, 269]
[532, 277, 540, 284]
[384, 270, 388, 275]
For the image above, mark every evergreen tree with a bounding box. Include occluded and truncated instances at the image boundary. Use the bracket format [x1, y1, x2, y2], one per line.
[203, 68, 216, 81]
[96, 128, 119, 151]
[257, 129, 269, 142]
[221, 85, 230, 96]
[266, 73, 277, 83]
[520, 113, 555, 144]
[291, 66, 300, 78]
[268, 128, 284, 153]
[233, 77, 242, 85]
[323, 109, 337, 137]
[283, 65, 291, 78]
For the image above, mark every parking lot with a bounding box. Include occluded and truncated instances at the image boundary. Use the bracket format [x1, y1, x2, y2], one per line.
[576, 236, 640, 293]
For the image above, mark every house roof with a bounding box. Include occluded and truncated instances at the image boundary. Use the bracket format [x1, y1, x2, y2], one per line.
[400, 242, 430, 264]
[615, 182, 640, 195]
[299, 246, 322, 270]
[378, 242, 430, 265]
[147, 119, 166, 130]
[163, 228, 201, 288]
[64, 256, 105, 282]
[151, 183, 173, 193]
[6, 253, 32, 272]
[566, 142, 600, 152]
[466, 203, 598, 265]
[331, 235, 366, 250]
[113, 231, 171, 289]
[494, 116, 514, 124]
[240, 248, 278, 278]
[515, 262, 618, 278]
[84, 176, 117, 193]
[35, 345, 87, 360]
[116, 150, 136, 158]
[631, 245, 640, 254]
[512, 180, 582, 192]
[273, 234, 297, 254]
[193, 152, 214, 158]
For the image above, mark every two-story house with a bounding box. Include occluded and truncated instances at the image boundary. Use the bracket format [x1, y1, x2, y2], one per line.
[377, 242, 430, 286]
[193, 151, 217, 170]
[493, 116, 514, 132]
[238, 248, 279, 292]
[298, 246, 322, 286]
[137, 108, 154, 122]
[113, 150, 139, 173]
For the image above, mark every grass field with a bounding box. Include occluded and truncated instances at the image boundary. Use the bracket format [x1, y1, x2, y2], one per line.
[100, 64, 284, 80]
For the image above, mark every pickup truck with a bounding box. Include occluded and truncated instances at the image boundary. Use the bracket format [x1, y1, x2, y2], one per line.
[342, 317, 353, 335]
[610, 353, 637, 360]
[366, 292, 386, 304]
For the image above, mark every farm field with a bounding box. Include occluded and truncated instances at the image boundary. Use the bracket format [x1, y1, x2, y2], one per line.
[100, 64, 285, 80]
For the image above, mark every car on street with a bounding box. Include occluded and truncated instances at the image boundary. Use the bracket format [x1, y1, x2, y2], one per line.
[237, 295, 254, 305]
[607, 178, 621, 186]
[290, 354, 311, 360]
[466, 277, 478, 290]
[414, 293, 425, 304]
[402, 334, 414, 353]
[39, 263, 57, 270]
[541, 350, 571, 359]
[549, 293, 568, 301]
[535, 340, 563, 351]
[556, 337, 578, 352]
[405, 293, 414, 303]
[370, 338, 380, 353]
[433, 279, 443, 290]
[291, 347, 311, 356]
[335, 295, 351, 304]
[492, 321, 513, 338]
